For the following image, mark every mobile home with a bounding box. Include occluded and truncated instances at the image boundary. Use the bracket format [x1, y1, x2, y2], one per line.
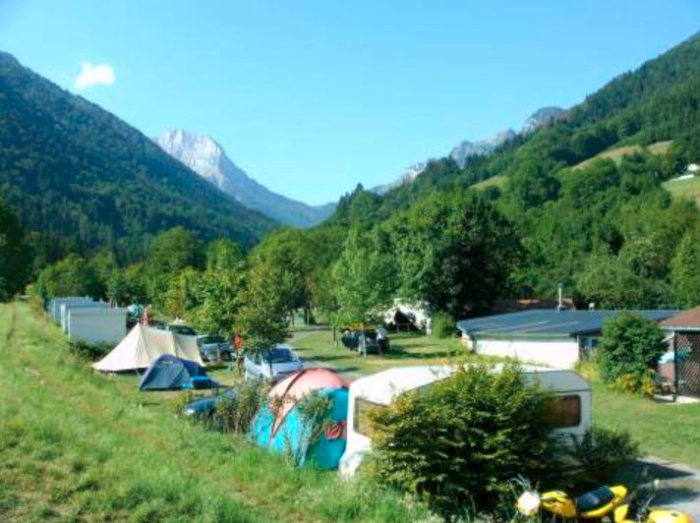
[67, 307, 127, 345]
[339, 364, 591, 477]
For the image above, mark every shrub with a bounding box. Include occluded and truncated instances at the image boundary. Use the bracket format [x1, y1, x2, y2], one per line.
[598, 312, 666, 394]
[367, 363, 556, 517]
[430, 311, 455, 339]
[170, 390, 196, 414]
[566, 426, 641, 483]
[214, 379, 269, 433]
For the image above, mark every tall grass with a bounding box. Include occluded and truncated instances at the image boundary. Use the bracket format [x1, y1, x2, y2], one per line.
[0, 303, 429, 522]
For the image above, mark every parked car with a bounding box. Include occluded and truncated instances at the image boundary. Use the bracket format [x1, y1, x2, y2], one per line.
[182, 388, 237, 420]
[244, 346, 303, 382]
[166, 323, 197, 337]
[197, 334, 233, 362]
[341, 329, 385, 354]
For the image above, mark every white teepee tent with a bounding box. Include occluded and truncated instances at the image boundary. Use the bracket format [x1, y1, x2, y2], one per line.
[93, 324, 204, 372]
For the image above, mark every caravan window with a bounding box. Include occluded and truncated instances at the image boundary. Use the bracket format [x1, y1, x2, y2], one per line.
[354, 397, 387, 437]
[544, 394, 581, 428]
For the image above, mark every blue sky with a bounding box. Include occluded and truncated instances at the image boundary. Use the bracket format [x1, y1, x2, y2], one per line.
[1, 1, 698, 205]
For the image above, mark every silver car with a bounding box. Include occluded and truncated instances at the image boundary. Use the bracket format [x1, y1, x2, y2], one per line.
[244, 346, 303, 382]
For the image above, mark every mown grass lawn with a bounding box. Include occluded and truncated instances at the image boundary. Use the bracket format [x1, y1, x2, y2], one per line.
[0, 303, 428, 522]
[290, 329, 472, 378]
[292, 328, 700, 468]
[592, 382, 700, 468]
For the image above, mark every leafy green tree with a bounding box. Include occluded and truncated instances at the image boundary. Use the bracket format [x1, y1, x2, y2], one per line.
[393, 191, 520, 317]
[35, 254, 102, 298]
[192, 239, 247, 335]
[0, 196, 31, 300]
[238, 262, 288, 373]
[506, 159, 560, 209]
[671, 231, 700, 308]
[144, 227, 202, 309]
[576, 255, 670, 309]
[332, 228, 396, 326]
[163, 267, 203, 320]
[598, 312, 666, 393]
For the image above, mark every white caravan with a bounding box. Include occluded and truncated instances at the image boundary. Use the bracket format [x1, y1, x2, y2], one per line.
[339, 364, 591, 477]
[67, 307, 127, 345]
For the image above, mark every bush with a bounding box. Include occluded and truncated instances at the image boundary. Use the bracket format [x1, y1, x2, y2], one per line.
[598, 312, 666, 394]
[430, 311, 455, 339]
[214, 380, 269, 433]
[367, 363, 557, 517]
[566, 426, 641, 483]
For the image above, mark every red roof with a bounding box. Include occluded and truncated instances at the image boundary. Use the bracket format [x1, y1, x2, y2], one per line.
[660, 306, 700, 329]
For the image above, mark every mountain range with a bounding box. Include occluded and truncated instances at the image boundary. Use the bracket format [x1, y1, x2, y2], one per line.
[372, 106, 563, 194]
[0, 51, 275, 263]
[156, 130, 335, 227]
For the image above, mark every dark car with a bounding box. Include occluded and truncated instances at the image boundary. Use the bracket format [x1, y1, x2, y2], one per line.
[197, 334, 233, 362]
[182, 388, 237, 419]
[341, 329, 382, 354]
[167, 324, 197, 337]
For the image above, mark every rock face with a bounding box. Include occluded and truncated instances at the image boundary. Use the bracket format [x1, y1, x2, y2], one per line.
[371, 161, 427, 195]
[449, 129, 517, 168]
[157, 129, 334, 227]
[521, 106, 564, 134]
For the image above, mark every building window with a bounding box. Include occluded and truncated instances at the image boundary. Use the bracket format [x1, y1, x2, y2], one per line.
[354, 397, 386, 437]
[544, 394, 581, 428]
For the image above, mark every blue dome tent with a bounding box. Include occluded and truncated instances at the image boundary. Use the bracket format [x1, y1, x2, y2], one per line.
[138, 354, 217, 391]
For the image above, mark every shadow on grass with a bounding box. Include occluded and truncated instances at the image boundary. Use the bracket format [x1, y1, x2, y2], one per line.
[383, 347, 457, 361]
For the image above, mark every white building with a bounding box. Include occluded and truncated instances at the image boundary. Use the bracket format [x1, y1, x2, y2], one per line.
[457, 309, 676, 369]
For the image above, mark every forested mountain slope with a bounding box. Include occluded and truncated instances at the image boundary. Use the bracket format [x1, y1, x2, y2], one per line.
[0, 52, 275, 265]
[365, 31, 700, 215]
[324, 32, 700, 311]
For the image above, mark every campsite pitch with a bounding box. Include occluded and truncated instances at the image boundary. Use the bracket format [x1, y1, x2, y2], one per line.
[0, 303, 428, 522]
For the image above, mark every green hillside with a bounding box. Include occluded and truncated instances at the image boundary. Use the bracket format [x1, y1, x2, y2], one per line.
[0, 52, 276, 265]
[322, 32, 700, 310]
[365, 32, 700, 214]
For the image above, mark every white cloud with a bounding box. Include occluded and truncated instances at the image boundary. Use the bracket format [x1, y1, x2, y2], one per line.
[74, 62, 115, 90]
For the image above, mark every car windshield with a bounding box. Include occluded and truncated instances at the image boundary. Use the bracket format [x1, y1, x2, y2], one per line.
[200, 335, 225, 344]
[170, 325, 196, 336]
[263, 348, 295, 364]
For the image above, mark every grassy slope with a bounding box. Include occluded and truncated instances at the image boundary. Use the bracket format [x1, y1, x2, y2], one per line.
[663, 176, 700, 207]
[292, 330, 700, 468]
[572, 140, 673, 170]
[0, 303, 427, 522]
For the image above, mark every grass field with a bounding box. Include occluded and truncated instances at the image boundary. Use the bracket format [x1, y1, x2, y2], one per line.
[471, 174, 507, 191]
[663, 175, 700, 207]
[573, 140, 673, 170]
[292, 329, 700, 468]
[290, 329, 472, 378]
[0, 303, 428, 522]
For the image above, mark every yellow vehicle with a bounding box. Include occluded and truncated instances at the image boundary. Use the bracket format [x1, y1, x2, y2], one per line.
[613, 491, 694, 523]
[517, 483, 694, 522]
[517, 485, 628, 520]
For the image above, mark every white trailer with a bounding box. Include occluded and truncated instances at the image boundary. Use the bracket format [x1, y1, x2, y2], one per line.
[67, 307, 127, 345]
[61, 301, 109, 333]
[50, 297, 94, 324]
[339, 364, 591, 477]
